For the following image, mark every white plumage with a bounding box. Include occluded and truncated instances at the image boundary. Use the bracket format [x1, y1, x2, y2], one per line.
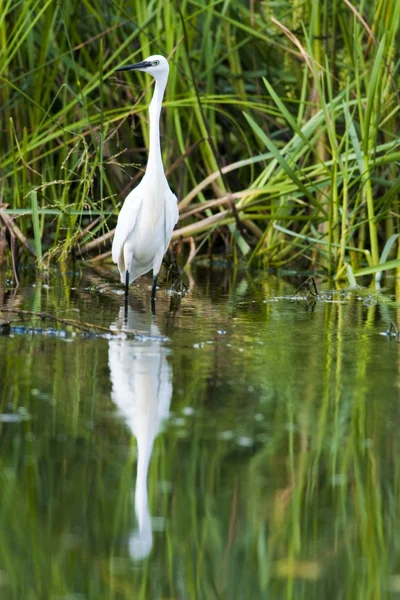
[112, 54, 179, 302]
[112, 176, 178, 284]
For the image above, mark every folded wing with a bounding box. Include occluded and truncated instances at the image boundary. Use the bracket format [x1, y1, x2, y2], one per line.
[112, 187, 144, 265]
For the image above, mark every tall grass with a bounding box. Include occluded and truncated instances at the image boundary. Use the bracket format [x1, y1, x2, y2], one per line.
[0, 0, 399, 279]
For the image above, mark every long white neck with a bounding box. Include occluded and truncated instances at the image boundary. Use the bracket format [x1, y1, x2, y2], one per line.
[146, 77, 168, 174]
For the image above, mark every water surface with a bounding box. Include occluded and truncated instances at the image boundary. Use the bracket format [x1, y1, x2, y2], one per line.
[0, 267, 399, 599]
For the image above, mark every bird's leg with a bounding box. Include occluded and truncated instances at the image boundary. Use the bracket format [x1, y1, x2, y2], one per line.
[124, 271, 129, 319]
[151, 275, 158, 315]
[151, 275, 158, 297]
[151, 275, 158, 299]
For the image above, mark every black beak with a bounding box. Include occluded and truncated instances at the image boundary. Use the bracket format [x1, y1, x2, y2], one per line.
[115, 60, 152, 72]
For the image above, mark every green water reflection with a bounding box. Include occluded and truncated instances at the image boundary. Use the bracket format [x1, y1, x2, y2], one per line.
[0, 268, 399, 599]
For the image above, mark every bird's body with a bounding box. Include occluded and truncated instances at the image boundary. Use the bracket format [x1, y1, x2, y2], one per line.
[112, 173, 178, 284]
[112, 55, 178, 305]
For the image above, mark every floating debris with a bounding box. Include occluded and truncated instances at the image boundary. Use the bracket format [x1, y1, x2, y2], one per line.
[0, 307, 158, 341]
[380, 321, 399, 341]
[294, 275, 319, 298]
[262, 282, 387, 308]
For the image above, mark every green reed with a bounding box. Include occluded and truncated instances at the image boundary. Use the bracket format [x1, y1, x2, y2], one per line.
[0, 0, 399, 280]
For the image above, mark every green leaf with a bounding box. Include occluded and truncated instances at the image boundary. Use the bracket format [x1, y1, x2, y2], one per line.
[243, 112, 324, 211]
[354, 258, 400, 277]
[30, 191, 42, 261]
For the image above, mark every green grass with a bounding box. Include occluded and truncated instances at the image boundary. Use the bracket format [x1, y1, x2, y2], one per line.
[0, 0, 399, 280]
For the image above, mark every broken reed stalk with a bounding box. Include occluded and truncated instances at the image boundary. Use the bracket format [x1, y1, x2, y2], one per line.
[0, 308, 137, 337]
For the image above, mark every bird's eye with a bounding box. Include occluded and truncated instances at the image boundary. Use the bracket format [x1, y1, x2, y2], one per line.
[153, 60, 160, 66]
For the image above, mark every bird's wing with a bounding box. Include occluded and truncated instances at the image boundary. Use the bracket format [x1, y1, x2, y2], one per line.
[164, 189, 179, 253]
[112, 187, 144, 264]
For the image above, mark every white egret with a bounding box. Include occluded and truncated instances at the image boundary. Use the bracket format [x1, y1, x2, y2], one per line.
[112, 55, 179, 308]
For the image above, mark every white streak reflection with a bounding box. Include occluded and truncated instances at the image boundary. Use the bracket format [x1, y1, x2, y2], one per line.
[108, 307, 172, 560]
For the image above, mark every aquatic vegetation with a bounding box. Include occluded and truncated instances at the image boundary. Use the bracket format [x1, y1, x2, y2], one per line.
[0, 0, 399, 281]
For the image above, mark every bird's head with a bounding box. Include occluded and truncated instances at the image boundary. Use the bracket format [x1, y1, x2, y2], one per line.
[115, 55, 169, 80]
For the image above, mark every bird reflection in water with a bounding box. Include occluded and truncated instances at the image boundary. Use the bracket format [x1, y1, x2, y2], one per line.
[108, 305, 172, 560]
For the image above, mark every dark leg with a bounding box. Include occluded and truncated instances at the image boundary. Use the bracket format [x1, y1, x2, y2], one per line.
[151, 275, 158, 315]
[151, 275, 158, 299]
[124, 270, 129, 319]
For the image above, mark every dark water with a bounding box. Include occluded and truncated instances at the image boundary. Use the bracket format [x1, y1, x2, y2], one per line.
[0, 266, 399, 599]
